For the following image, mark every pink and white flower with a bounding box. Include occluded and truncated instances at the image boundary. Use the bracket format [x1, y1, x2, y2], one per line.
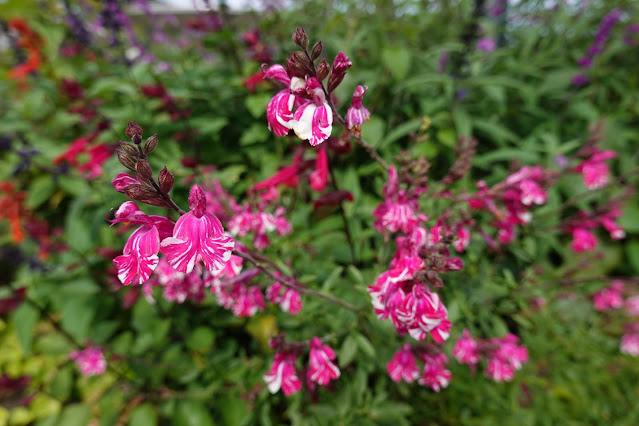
[346, 85, 370, 129]
[308, 337, 340, 386]
[484, 334, 528, 382]
[570, 228, 598, 253]
[387, 343, 420, 383]
[418, 353, 451, 392]
[453, 329, 480, 365]
[69, 346, 107, 376]
[621, 329, 639, 356]
[263, 352, 302, 395]
[161, 185, 234, 273]
[593, 281, 624, 311]
[575, 149, 616, 189]
[290, 77, 333, 146]
[266, 279, 303, 314]
[110, 202, 174, 286]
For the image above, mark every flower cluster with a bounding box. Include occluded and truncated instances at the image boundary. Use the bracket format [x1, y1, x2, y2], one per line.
[263, 336, 339, 395]
[453, 329, 529, 382]
[590, 281, 639, 357]
[467, 165, 550, 245]
[562, 204, 625, 253]
[69, 346, 107, 376]
[387, 343, 452, 391]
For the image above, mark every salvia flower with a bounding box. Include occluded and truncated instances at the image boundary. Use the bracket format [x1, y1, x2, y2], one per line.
[570, 228, 598, 253]
[110, 202, 174, 286]
[161, 185, 234, 273]
[593, 281, 624, 311]
[290, 77, 333, 146]
[574, 149, 616, 189]
[263, 352, 302, 395]
[418, 352, 451, 392]
[387, 343, 420, 383]
[485, 334, 528, 382]
[266, 279, 303, 314]
[452, 329, 480, 365]
[308, 337, 340, 386]
[346, 85, 370, 130]
[69, 346, 106, 376]
[620, 328, 639, 356]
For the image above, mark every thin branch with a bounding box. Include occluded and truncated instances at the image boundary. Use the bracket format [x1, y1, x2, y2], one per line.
[233, 250, 361, 312]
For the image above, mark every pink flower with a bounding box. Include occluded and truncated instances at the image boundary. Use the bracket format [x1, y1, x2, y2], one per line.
[263, 352, 302, 395]
[110, 202, 174, 286]
[69, 346, 106, 376]
[418, 353, 451, 392]
[290, 77, 333, 146]
[593, 281, 624, 311]
[387, 343, 420, 383]
[346, 85, 370, 129]
[575, 149, 616, 189]
[620, 330, 639, 356]
[453, 329, 480, 365]
[266, 279, 303, 314]
[263, 64, 295, 136]
[309, 147, 329, 192]
[476, 37, 496, 52]
[308, 337, 340, 386]
[626, 295, 639, 316]
[570, 228, 598, 253]
[453, 226, 471, 253]
[161, 185, 234, 273]
[485, 334, 528, 382]
[112, 172, 138, 193]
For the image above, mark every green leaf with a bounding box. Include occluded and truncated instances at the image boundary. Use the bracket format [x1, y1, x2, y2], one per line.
[379, 118, 422, 148]
[25, 176, 55, 209]
[360, 117, 385, 147]
[627, 241, 639, 275]
[452, 107, 472, 137]
[339, 334, 358, 367]
[60, 296, 95, 342]
[55, 403, 89, 426]
[245, 94, 271, 118]
[354, 332, 376, 358]
[382, 47, 411, 80]
[239, 124, 270, 146]
[11, 302, 40, 354]
[174, 401, 215, 426]
[128, 403, 158, 426]
[186, 327, 216, 351]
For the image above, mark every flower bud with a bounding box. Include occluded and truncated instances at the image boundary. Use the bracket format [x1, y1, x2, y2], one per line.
[123, 184, 171, 208]
[292, 27, 309, 49]
[125, 121, 143, 143]
[311, 41, 323, 60]
[143, 134, 158, 155]
[316, 59, 330, 81]
[116, 150, 137, 171]
[119, 141, 138, 156]
[112, 172, 138, 193]
[158, 166, 175, 194]
[327, 51, 352, 92]
[135, 159, 153, 180]
[286, 51, 315, 79]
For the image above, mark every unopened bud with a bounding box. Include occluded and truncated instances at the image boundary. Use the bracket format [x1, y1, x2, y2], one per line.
[123, 184, 171, 208]
[311, 41, 323, 60]
[125, 121, 143, 141]
[292, 27, 309, 49]
[112, 172, 138, 193]
[316, 59, 330, 81]
[117, 150, 137, 171]
[135, 159, 153, 180]
[286, 51, 315, 78]
[143, 134, 158, 155]
[158, 166, 175, 194]
[119, 141, 138, 157]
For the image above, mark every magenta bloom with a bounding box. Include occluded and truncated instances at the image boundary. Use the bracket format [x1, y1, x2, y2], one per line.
[263, 352, 302, 395]
[110, 202, 174, 286]
[308, 337, 340, 386]
[476, 37, 496, 52]
[266, 280, 302, 314]
[346, 85, 370, 129]
[387, 343, 420, 383]
[593, 281, 624, 311]
[621, 330, 639, 356]
[309, 147, 329, 192]
[570, 228, 598, 253]
[575, 149, 616, 189]
[161, 185, 234, 273]
[290, 77, 333, 146]
[452, 329, 480, 365]
[418, 353, 451, 392]
[69, 346, 106, 376]
[264, 64, 295, 136]
[485, 334, 528, 382]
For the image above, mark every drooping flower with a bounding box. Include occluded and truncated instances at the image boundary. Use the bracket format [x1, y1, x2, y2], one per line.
[110, 202, 174, 286]
[387, 343, 420, 383]
[309, 147, 329, 192]
[69, 346, 107, 376]
[346, 85, 370, 130]
[452, 329, 480, 365]
[570, 228, 598, 253]
[161, 185, 234, 273]
[308, 337, 340, 386]
[290, 77, 333, 146]
[263, 352, 302, 395]
[418, 352, 451, 392]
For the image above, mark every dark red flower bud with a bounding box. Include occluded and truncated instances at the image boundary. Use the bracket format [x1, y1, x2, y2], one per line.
[125, 121, 143, 138]
[123, 184, 171, 208]
[311, 41, 323, 61]
[292, 27, 309, 49]
[286, 51, 315, 79]
[135, 159, 153, 180]
[316, 59, 330, 81]
[327, 52, 352, 92]
[112, 172, 139, 193]
[116, 150, 137, 171]
[143, 134, 158, 155]
[181, 157, 198, 168]
[158, 166, 175, 194]
[140, 84, 166, 98]
[313, 190, 354, 209]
